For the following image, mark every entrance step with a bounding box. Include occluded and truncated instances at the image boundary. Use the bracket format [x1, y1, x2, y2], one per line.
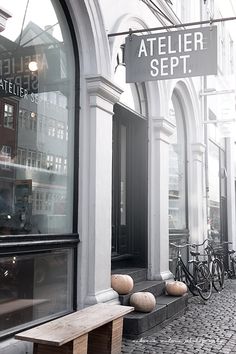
[119, 280, 165, 306]
[111, 268, 188, 338]
[111, 268, 147, 283]
[123, 293, 188, 338]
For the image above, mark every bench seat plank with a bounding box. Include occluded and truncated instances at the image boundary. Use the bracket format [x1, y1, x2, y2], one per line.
[15, 303, 133, 347]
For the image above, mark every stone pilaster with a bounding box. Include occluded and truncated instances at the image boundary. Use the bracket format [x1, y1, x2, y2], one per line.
[190, 143, 206, 244]
[84, 76, 122, 305]
[148, 117, 175, 280]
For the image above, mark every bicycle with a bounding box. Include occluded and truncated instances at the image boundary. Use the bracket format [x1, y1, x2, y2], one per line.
[170, 242, 212, 301]
[193, 238, 224, 292]
[215, 241, 236, 279]
[227, 249, 236, 278]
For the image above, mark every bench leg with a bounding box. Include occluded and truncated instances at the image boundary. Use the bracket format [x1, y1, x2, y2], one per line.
[88, 317, 123, 354]
[33, 334, 88, 354]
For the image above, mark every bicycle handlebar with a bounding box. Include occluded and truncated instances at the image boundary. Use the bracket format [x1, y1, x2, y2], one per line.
[170, 240, 233, 252]
[170, 242, 192, 249]
[191, 238, 209, 248]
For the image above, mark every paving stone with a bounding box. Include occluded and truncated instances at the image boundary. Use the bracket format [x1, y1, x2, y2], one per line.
[121, 279, 236, 354]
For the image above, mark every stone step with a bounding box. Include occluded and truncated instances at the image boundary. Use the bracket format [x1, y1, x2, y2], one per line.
[119, 280, 166, 306]
[111, 268, 147, 283]
[123, 293, 188, 338]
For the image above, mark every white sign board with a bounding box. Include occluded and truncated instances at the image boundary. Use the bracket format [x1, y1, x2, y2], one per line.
[125, 26, 217, 82]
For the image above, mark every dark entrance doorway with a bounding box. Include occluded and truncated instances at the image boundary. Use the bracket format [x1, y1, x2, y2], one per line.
[112, 104, 148, 268]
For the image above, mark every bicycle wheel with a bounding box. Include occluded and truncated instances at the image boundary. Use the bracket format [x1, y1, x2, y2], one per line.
[175, 263, 198, 296]
[195, 263, 212, 300]
[230, 256, 236, 278]
[212, 258, 224, 292]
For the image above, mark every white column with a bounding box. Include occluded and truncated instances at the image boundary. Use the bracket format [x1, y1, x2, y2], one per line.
[148, 117, 175, 280]
[189, 143, 206, 244]
[83, 76, 122, 305]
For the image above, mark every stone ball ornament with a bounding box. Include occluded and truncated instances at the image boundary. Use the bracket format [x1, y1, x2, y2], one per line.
[111, 274, 134, 295]
[165, 281, 188, 296]
[130, 292, 156, 313]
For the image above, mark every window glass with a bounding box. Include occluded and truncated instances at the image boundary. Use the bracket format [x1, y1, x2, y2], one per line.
[208, 141, 221, 242]
[0, 249, 73, 336]
[168, 95, 187, 230]
[0, 0, 75, 235]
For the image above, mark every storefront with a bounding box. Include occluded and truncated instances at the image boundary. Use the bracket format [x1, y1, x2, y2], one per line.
[0, 0, 236, 352]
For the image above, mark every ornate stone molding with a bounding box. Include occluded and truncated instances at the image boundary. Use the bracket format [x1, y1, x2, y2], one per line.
[191, 142, 206, 162]
[85, 288, 119, 306]
[152, 117, 176, 143]
[86, 75, 123, 114]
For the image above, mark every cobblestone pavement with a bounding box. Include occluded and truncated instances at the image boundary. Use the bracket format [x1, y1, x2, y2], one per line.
[122, 279, 236, 354]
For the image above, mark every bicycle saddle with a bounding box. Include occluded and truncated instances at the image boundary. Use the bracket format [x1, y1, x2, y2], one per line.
[228, 250, 235, 254]
[190, 250, 200, 256]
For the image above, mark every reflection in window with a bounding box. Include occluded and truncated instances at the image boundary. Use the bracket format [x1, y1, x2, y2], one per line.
[0, 249, 73, 337]
[208, 141, 221, 243]
[57, 123, 64, 140]
[55, 156, 62, 172]
[1, 145, 11, 169]
[27, 150, 36, 167]
[48, 119, 56, 137]
[0, 0, 75, 337]
[168, 95, 187, 230]
[4, 104, 14, 129]
[46, 154, 54, 170]
[0, 0, 75, 237]
[64, 158, 67, 174]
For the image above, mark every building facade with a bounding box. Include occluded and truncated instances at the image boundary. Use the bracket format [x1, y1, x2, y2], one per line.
[0, 0, 235, 352]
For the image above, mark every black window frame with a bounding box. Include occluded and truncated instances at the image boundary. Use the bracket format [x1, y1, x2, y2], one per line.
[0, 0, 80, 340]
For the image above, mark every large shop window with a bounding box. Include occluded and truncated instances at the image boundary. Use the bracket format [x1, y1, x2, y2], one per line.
[208, 140, 227, 243]
[0, 0, 77, 337]
[168, 95, 187, 230]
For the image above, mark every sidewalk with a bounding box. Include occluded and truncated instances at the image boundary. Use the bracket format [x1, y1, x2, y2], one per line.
[122, 279, 236, 353]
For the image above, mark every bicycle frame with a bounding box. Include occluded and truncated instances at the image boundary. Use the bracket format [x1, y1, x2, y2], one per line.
[199, 239, 224, 292]
[175, 252, 201, 295]
[172, 241, 213, 299]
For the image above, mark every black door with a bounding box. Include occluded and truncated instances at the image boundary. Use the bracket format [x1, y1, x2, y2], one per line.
[112, 104, 148, 268]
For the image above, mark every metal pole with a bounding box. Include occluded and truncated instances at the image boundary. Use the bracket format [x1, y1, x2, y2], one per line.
[108, 16, 236, 37]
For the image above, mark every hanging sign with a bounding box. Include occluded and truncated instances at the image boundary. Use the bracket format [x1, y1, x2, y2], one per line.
[125, 26, 217, 82]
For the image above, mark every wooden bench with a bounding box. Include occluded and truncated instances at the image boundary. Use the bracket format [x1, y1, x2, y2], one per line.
[15, 303, 134, 354]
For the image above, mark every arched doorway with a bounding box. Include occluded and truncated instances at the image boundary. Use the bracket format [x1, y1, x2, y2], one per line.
[111, 56, 148, 269]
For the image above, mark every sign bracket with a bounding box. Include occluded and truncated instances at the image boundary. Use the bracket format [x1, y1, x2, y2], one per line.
[108, 16, 236, 38]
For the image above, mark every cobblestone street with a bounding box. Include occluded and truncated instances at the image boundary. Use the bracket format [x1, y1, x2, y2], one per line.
[122, 279, 236, 354]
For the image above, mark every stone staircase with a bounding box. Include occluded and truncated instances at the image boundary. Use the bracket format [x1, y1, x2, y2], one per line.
[112, 268, 188, 338]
